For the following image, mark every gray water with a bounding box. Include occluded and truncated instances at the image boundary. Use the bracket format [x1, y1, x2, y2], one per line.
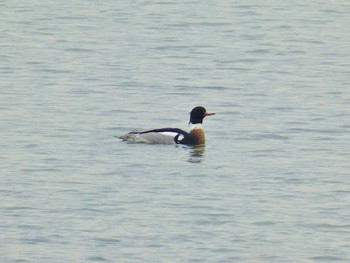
[1, 1, 350, 262]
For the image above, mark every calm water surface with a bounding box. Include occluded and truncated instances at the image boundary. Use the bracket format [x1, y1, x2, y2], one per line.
[1, 1, 350, 262]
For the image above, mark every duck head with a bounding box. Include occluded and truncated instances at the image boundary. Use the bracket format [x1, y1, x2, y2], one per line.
[189, 106, 215, 124]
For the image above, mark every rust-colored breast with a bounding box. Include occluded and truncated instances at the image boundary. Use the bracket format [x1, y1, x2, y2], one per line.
[190, 128, 206, 145]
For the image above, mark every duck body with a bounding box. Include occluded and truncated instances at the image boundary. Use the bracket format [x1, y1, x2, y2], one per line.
[121, 124, 205, 145]
[120, 106, 214, 145]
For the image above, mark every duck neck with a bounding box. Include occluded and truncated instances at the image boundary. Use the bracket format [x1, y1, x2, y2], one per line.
[189, 123, 203, 131]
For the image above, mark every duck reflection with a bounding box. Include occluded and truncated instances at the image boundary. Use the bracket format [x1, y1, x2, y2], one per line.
[187, 145, 206, 163]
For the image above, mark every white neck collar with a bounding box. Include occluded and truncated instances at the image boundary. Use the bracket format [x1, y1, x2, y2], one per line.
[189, 123, 203, 130]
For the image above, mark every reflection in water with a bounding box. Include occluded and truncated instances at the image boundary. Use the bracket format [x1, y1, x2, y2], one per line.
[187, 145, 206, 163]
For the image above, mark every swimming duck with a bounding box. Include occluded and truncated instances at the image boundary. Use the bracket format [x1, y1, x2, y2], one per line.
[120, 106, 215, 145]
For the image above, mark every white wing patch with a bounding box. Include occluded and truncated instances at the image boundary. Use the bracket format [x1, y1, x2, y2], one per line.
[120, 131, 179, 144]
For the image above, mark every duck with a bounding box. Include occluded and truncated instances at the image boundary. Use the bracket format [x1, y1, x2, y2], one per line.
[120, 106, 215, 145]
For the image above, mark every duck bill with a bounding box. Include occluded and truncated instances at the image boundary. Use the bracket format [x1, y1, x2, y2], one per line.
[204, 112, 215, 117]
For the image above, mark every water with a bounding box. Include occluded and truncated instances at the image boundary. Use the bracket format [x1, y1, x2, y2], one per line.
[1, 1, 350, 262]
